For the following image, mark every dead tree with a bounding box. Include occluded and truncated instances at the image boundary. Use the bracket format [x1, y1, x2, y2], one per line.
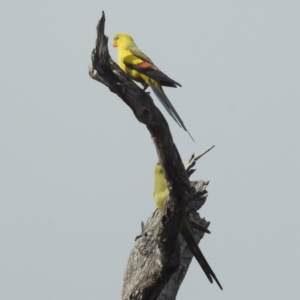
[89, 11, 218, 300]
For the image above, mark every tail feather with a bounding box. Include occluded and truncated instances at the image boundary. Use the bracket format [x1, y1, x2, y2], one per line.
[181, 217, 223, 290]
[148, 81, 195, 142]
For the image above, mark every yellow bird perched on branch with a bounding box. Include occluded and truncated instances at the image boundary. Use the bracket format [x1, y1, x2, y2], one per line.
[112, 33, 194, 141]
[153, 162, 222, 290]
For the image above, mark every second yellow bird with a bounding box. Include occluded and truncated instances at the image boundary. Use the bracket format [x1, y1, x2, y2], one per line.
[153, 162, 222, 290]
[112, 33, 194, 141]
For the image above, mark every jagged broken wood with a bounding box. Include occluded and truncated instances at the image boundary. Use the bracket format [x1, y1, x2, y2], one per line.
[133, 178, 211, 300]
[89, 11, 215, 300]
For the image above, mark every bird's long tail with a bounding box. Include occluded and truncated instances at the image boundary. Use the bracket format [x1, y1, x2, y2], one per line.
[181, 216, 223, 290]
[148, 81, 194, 141]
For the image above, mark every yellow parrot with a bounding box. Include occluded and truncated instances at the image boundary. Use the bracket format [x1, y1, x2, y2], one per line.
[154, 162, 222, 290]
[112, 33, 194, 141]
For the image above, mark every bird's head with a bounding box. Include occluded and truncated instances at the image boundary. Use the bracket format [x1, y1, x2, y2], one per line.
[112, 33, 134, 48]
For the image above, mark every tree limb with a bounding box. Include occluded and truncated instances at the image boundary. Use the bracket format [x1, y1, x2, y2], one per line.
[89, 11, 215, 300]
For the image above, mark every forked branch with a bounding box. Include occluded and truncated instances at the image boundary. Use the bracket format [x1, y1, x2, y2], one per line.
[89, 11, 215, 300]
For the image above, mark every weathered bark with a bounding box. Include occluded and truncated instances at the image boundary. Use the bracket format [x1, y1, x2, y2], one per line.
[89, 12, 215, 300]
[126, 178, 211, 300]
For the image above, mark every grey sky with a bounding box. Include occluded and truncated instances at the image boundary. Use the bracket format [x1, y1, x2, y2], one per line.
[1, 1, 299, 299]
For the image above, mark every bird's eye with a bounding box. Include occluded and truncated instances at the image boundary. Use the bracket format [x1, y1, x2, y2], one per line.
[116, 37, 119, 40]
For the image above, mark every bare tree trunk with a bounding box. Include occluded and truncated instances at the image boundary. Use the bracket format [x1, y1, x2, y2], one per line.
[89, 12, 217, 300]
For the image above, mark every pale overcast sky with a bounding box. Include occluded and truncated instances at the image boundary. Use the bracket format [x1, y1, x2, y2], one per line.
[1, 1, 299, 299]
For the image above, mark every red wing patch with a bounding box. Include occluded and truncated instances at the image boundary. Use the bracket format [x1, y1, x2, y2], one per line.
[136, 61, 158, 70]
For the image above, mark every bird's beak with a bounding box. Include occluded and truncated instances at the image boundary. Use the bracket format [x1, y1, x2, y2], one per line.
[112, 41, 117, 47]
